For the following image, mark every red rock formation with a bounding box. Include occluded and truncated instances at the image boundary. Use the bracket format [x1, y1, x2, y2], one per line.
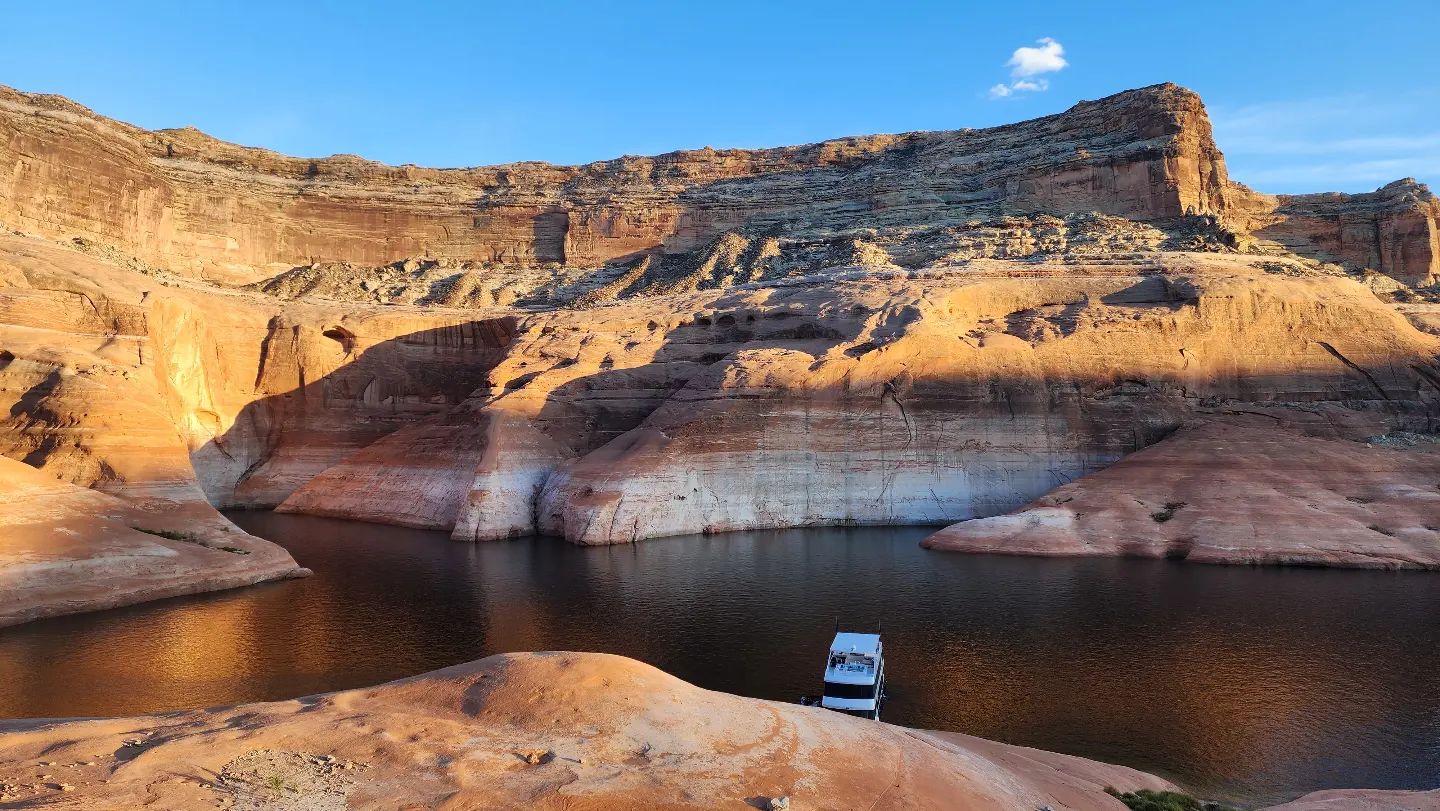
[443, 258, 1439, 545]
[1, 83, 1232, 283]
[2, 79, 1440, 626]
[0, 233, 515, 512]
[1235, 179, 1440, 286]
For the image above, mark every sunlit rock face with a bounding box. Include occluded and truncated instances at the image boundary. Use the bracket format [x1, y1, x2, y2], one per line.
[7, 80, 1432, 292]
[1239, 179, 1440, 287]
[438, 259, 1440, 544]
[0, 83, 1232, 285]
[1, 76, 1440, 624]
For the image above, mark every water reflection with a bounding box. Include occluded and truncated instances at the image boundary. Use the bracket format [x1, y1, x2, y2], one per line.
[0, 512, 1436, 805]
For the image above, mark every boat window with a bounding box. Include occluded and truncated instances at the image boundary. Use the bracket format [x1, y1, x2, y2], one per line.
[822, 681, 876, 699]
[829, 653, 874, 669]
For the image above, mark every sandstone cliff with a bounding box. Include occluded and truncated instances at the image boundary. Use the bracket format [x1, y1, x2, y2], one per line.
[1, 83, 1234, 285]
[1233, 178, 1440, 287]
[271, 249, 1440, 546]
[8, 79, 1432, 295]
[2, 81, 1440, 624]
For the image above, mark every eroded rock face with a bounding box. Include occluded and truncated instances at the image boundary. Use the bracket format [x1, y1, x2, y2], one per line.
[0, 83, 1230, 286]
[419, 257, 1437, 544]
[1238, 179, 1440, 287]
[0, 234, 516, 512]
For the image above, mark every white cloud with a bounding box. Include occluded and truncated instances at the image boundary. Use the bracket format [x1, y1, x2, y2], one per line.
[988, 38, 1067, 99]
[1007, 37, 1068, 77]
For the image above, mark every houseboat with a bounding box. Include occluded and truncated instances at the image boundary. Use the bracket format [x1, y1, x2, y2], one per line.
[809, 631, 885, 720]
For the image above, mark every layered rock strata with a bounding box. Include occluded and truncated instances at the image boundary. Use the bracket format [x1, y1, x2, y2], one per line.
[0, 232, 521, 620]
[1233, 179, 1440, 287]
[1, 83, 1234, 285]
[2, 79, 1440, 625]
[7, 80, 1434, 294]
[277, 254, 1440, 545]
[0, 233, 515, 509]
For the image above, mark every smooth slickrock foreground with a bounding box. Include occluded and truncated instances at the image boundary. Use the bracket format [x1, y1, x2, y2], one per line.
[0, 652, 1173, 809]
[0, 652, 1430, 810]
[1264, 790, 1440, 811]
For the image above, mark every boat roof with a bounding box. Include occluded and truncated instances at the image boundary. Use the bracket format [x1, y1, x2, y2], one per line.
[830, 632, 880, 656]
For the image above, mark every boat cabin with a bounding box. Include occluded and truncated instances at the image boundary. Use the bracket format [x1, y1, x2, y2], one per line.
[820, 631, 884, 719]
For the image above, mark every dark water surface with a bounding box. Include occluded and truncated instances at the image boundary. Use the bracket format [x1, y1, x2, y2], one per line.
[2, 513, 1439, 805]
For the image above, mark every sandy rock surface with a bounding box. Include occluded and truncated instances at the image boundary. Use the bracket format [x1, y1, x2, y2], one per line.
[0, 652, 1426, 810]
[0, 651, 1178, 810]
[1263, 789, 1440, 811]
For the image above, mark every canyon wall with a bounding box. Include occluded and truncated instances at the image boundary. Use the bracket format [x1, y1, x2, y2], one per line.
[0, 234, 518, 510]
[10, 78, 1432, 296]
[0, 83, 1231, 284]
[1228, 178, 1440, 287]
[1, 79, 1439, 614]
[422, 257, 1438, 544]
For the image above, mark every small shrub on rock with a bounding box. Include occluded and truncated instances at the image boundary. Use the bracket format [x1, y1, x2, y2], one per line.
[1103, 787, 1237, 811]
[1150, 502, 1186, 523]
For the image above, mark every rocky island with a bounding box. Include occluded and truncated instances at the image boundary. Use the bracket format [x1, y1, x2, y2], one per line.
[2, 78, 1439, 808]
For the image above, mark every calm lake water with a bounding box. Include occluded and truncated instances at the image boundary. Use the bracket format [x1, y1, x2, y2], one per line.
[2, 512, 1438, 805]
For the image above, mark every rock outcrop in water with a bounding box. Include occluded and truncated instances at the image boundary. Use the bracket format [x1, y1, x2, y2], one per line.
[2, 80, 1440, 624]
[0, 456, 305, 628]
[923, 416, 1440, 568]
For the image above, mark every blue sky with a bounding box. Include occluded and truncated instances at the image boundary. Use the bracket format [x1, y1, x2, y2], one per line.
[2, 1, 1436, 194]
